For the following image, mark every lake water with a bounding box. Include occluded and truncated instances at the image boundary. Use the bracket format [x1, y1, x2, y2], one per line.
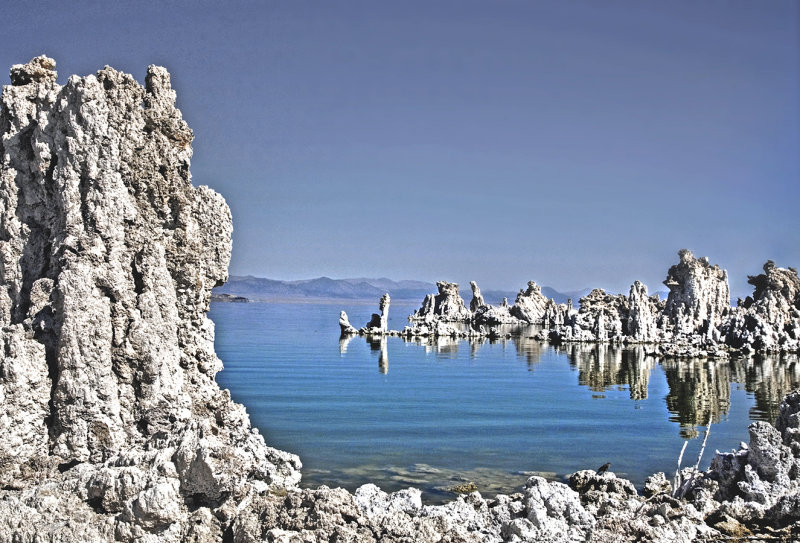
[210, 301, 800, 503]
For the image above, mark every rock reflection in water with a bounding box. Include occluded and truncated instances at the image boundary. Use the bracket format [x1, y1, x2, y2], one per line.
[352, 334, 800, 438]
[737, 354, 800, 422]
[366, 336, 389, 374]
[561, 344, 655, 401]
[662, 358, 732, 438]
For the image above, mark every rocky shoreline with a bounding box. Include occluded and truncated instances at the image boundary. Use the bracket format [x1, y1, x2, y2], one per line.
[2, 57, 799, 542]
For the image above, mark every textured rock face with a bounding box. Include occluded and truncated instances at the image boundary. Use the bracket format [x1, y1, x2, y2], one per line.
[469, 280, 485, 312]
[338, 310, 357, 335]
[362, 292, 390, 333]
[627, 281, 663, 342]
[0, 57, 300, 540]
[510, 280, 549, 323]
[6, 57, 800, 543]
[546, 251, 740, 352]
[663, 249, 730, 337]
[724, 262, 800, 351]
[698, 390, 800, 527]
[410, 280, 471, 322]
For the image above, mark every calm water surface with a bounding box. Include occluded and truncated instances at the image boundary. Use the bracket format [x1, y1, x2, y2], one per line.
[210, 301, 800, 503]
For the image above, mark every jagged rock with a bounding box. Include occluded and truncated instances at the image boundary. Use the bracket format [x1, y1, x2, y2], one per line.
[700, 390, 800, 526]
[472, 303, 519, 325]
[555, 289, 628, 342]
[643, 472, 672, 498]
[663, 249, 730, 338]
[469, 280, 485, 312]
[361, 293, 390, 333]
[724, 261, 800, 352]
[410, 281, 471, 323]
[510, 281, 550, 323]
[338, 310, 357, 335]
[627, 280, 663, 342]
[0, 57, 300, 541]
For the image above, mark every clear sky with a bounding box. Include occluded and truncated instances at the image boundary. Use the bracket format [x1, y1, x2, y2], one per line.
[3, 1, 798, 297]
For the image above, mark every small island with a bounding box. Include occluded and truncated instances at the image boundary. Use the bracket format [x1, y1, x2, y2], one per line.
[210, 293, 251, 303]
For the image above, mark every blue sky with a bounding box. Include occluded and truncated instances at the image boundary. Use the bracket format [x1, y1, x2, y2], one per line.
[3, 1, 798, 297]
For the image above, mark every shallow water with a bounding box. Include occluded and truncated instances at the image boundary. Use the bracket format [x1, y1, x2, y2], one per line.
[210, 301, 800, 503]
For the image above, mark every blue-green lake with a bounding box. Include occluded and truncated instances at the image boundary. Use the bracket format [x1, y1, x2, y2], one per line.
[210, 301, 800, 503]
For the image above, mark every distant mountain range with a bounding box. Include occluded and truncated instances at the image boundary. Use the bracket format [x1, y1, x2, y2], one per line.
[213, 275, 599, 305]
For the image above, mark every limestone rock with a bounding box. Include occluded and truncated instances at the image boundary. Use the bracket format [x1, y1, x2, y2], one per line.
[663, 249, 730, 337]
[469, 280, 485, 312]
[724, 261, 800, 352]
[472, 303, 519, 325]
[627, 280, 663, 342]
[361, 293, 391, 334]
[410, 281, 471, 323]
[510, 281, 550, 323]
[0, 56, 300, 542]
[338, 310, 357, 336]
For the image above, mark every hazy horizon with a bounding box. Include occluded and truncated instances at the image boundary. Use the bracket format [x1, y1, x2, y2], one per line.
[4, 1, 798, 298]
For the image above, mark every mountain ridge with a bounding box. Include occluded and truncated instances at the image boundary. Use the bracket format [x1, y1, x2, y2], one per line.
[214, 275, 595, 305]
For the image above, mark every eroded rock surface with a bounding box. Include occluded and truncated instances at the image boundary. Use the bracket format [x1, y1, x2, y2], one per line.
[0, 56, 300, 542]
[5, 57, 800, 543]
[410, 281, 471, 323]
[724, 261, 800, 352]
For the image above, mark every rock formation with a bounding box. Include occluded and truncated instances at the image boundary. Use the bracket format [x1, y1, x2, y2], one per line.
[339, 310, 358, 335]
[469, 280, 486, 312]
[6, 56, 800, 543]
[362, 293, 390, 333]
[510, 281, 550, 323]
[626, 281, 663, 342]
[723, 261, 800, 352]
[0, 56, 300, 541]
[545, 250, 743, 356]
[663, 249, 730, 339]
[410, 280, 471, 323]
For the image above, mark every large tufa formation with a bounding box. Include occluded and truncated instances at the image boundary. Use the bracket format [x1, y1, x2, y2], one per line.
[724, 261, 800, 351]
[469, 280, 485, 312]
[509, 280, 551, 323]
[544, 250, 800, 356]
[663, 249, 730, 339]
[547, 250, 732, 353]
[410, 280, 471, 323]
[0, 56, 300, 541]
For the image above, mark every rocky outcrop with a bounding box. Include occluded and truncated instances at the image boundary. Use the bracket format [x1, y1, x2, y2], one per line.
[724, 261, 800, 352]
[472, 303, 519, 325]
[362, 293, 390, 333]
[627, 281, 663, 342]
[689, 390, 800, 530]
[469, 280, 485, 312]
[0, 56, 300, 542]
[338, 310, 358, 335]
[544, 250, 744, 355]
[410, 281, 471, 323]
[510, 281, 550, 323]
[663, 249, 730, 339]
[6, 57, 800, 543]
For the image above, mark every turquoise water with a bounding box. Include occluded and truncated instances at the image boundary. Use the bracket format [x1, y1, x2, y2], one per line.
[210, 301, 800, 502]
